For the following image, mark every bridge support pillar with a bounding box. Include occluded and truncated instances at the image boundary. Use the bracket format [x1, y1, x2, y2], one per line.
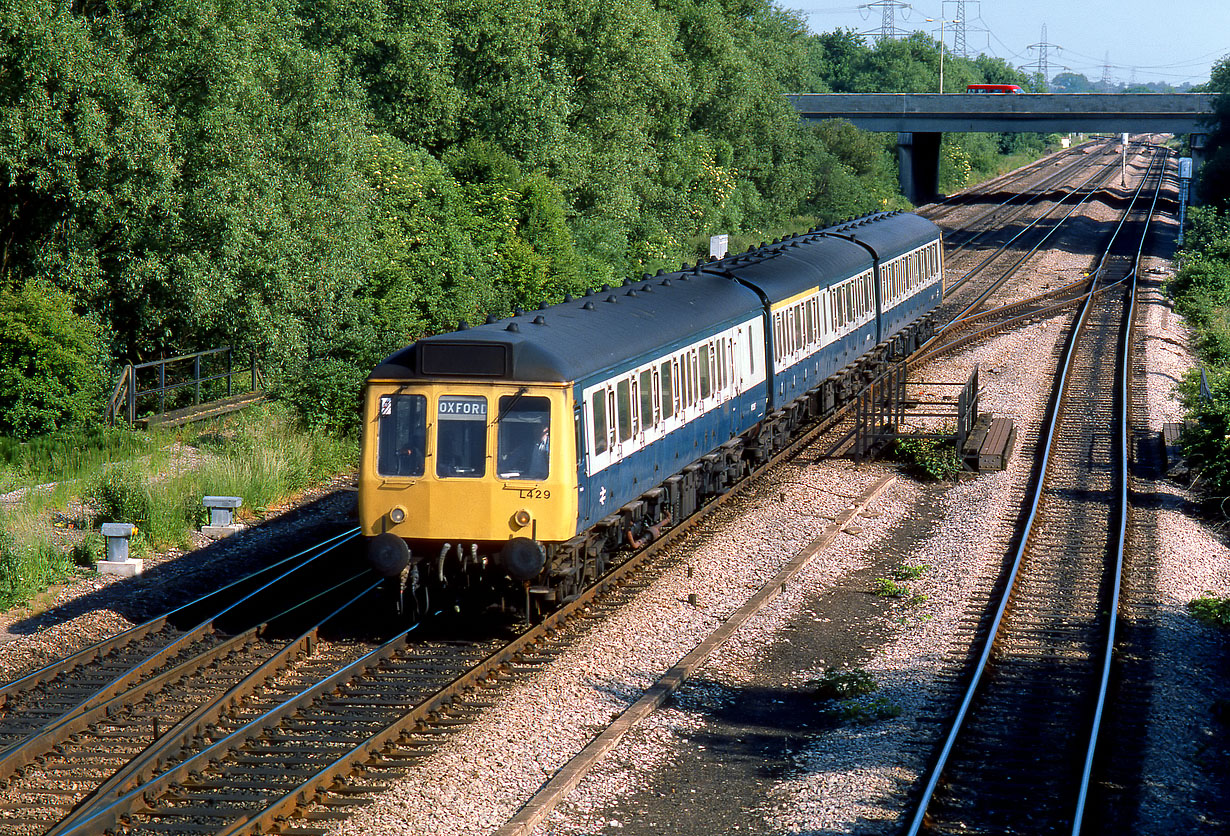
[897, 132, 942, 205]
[1189, 133, 1209, 205]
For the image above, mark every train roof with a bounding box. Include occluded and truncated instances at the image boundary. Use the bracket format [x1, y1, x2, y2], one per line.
[370, 271, 762, 384]
[368, 211, 941, 385]
[705, 233, 873, 303]
[825, 210, 941, 262]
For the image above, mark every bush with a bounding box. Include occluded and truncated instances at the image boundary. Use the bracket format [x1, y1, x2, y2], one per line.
[0, 529, 74, 611]
[0, 283, 106, 440]
[90, 466, 153, 528]
[279, 358, 368, 437]
[894, 436, 963, 481]
[1189, 595, 1230, 628]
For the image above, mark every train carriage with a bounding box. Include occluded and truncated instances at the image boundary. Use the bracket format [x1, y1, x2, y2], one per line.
[359, 211, 944, 614]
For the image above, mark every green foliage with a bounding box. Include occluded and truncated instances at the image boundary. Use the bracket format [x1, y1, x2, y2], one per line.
[280, 358, 368, 438]
[0, 425, 153, 491]
[0, 528, 74, 611]
[810, 667, 878, 701]
[893, 564, 927, 581]
[1188, 595, 1230, 629]
[894, 435, 963, 481]
[809, 667, 901, 723]
[0, 0, 1046, 436]
[0, 283, 106, 440]
[90, 465, 153, 529]
[874, 577, 910, 597]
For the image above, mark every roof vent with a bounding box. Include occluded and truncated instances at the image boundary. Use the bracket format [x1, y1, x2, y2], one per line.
[537, 301, 548, 310]
[485, 314, 497, 324]
[681, 262, 691, 271]
[660, 278, 671, 286]
[458, 321, 469, 330]
[505, 322, 519, 332]
[582, 301, 595, 310]
[514, 307, 525, 316]
[642, 273, 652, 281]
[532, 315, 546, 325]
[641, 284, 653, 292]
[606, 295, 618, 303]
[626, 289, 637, 297]
[602, 284, 612, 292]
[656, 269, 665, 276]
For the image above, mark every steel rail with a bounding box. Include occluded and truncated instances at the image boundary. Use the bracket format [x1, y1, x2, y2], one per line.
[55, 368, 870, 836]
[934, 150, 1131, 323]
[0, 529, 360, 778]
[937, 139, 1120, 258]
[0, 526, 359, 705]
[903, 147, 1165, 836]
[1069, 148, 1168, 836]
[49, 574, 385, 836]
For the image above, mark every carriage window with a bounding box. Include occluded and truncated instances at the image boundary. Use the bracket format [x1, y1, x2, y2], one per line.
[436, 396, 487, 478]
[805, 301, 815, 344]
[660, 362, 674, 420]
[496, 395, 551, 481]
[591, 391, 608, 456]
[794, 306, 804, 349]
[718, 339, 727, 391]
[376, 393, 427, 478]
[617, 379, 632, 441]
[699, 344, 712, 399]
[639, 369, 654, 428]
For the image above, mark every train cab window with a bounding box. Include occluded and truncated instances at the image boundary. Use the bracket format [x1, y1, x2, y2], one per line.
[496, 395, 551, 480]
[639, 370, 654, 429]
[699, 344, 712, 399]
[376, 393, 427, 478]
[591, 391, 608, 455]
[616, 379, 632, 441]
[660, 361, 674, 420]
[436, 395, 487, 478]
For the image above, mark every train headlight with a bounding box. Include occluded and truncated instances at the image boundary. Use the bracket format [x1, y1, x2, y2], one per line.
[513, 508, 532, 528]
[389, 506, 406, 524]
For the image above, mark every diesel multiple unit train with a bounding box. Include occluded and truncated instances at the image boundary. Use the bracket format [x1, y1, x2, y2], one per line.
[359, 210, 944, 614]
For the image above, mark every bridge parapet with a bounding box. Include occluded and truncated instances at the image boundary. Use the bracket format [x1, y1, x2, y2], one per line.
[788, 93, 1216, 134]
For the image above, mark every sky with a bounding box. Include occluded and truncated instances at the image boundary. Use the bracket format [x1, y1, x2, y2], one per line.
[793, 1, 1228, 87]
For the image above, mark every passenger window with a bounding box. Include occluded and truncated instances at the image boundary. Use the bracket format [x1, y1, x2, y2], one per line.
[672, 358, 682, 413]
[717, 340, 726, 391]
[436, 395, 487, 479]
[699, 344, 711, 399]
[617, 379, 632, 441]
[690, 351, 700, 403]
[805, 302, 815, 343]
[639, 369, 654, 429]
[376, 393, 427, 478]
[660, 362, 674, 420]
[591, 391, 608, 455]
[496, 395, 551, 481]
[794, 307, 804, 350]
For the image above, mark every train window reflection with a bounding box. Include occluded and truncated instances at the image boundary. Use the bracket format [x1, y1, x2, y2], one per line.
[376, 393, 427, 477]
[617, 379, 632, 441]
[591, 391, 608, 455]
[436, 395, 487, 478]
[497, 395, 551, 480]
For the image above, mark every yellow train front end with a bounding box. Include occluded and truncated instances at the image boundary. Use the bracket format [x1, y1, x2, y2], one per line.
[358, 378, 579, 587]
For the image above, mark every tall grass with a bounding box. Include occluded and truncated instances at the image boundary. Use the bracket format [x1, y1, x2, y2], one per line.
[0, 523, 75, 610]
[0, 426, 156, 493]
[87, 404, 356, 549]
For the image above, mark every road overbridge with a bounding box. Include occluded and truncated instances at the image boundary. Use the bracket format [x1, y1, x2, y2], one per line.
[787, 93, 1217, 203]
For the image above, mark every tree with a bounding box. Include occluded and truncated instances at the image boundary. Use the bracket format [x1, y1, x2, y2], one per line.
[0, 283, 105, 439]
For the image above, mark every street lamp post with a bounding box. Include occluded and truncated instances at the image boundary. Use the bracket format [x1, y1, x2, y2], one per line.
[926, 18, 960, 93]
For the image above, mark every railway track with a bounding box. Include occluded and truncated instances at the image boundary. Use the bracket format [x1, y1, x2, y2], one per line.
[0, 531, 367, 836]
[904, 146, 1167, 836]
[2, 141, 1176, 836]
